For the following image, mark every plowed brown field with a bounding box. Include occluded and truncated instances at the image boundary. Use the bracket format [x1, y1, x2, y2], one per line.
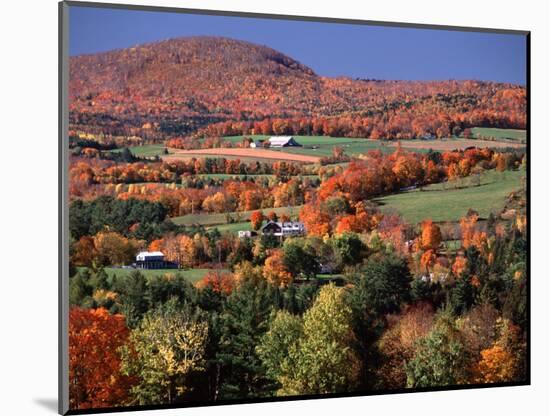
[165, 147, 320, 163]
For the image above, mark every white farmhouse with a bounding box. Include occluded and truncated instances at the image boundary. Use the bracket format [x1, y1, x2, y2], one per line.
[261, 220, 305, 237]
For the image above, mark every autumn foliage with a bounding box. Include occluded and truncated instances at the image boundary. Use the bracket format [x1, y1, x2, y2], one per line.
[263, 249, 293, 287]
[69, 308, 135, 409]
[67, 35, 528, 407]
[195, 270, 236, 294]
[420, 220, 442, 251]
[250, 210, 265, 230]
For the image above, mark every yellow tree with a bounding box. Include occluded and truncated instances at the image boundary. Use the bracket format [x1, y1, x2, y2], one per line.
[258, 284, 360, 396]
[93, 231, 141, 266]
[178, 235, 196, 268]
[120, 309, 208, 405]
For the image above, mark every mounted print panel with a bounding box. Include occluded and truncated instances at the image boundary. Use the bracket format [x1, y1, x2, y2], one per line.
[59, 1, 529, 414]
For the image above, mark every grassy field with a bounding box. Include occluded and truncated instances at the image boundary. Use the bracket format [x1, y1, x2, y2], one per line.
[207, 134, 524, 159]
[111, 144, 167, 157]
[77, 267, 220, 283]
[471, 127, 526, 142]
[211, 221, 253, 233]
[172, 205, 304, 227]
[219, 135, 397, 157]
[374, 169, 525, 224]
[110, 129, 525, 162]
[220, 135, 355, 145]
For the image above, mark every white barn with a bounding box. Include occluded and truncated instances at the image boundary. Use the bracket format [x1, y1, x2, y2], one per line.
[135, 251, 168, 269]
[136, 251, 165, 262]
[267, 136, 302, 147]
[249, 136, 302, 148]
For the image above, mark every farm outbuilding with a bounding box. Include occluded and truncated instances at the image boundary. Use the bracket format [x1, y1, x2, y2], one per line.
[238, 230, 258, 238]
[250, 139, 265, 148]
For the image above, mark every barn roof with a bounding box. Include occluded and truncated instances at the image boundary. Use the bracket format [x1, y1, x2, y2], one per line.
[137, 251, 164, 257]
[268, 136, 294, 144]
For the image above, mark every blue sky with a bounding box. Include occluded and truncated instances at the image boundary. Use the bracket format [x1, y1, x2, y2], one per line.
[69, 6, 527, 85]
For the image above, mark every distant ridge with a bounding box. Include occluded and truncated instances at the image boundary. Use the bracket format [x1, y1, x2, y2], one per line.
[69, 36, 526, 139]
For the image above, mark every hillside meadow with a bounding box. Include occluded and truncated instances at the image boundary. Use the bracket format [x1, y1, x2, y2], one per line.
[375, 169, 524, 224]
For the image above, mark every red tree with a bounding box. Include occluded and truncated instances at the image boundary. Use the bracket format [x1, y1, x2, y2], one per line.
[69, 308, 135, 410]
[250, 210, 265, 230]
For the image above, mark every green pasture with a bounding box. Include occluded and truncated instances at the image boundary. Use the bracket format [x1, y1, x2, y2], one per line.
[172, 205, 304, 227]
[218, 135, 398, 157]
[374, 169, 524, 224]
[110, 144, 167, 157]
[471, 127, 526, 142]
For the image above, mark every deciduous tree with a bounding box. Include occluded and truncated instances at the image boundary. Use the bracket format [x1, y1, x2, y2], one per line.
[120, 308, 208, 405]
[250, 210, 265, 231]
[69, 308, 135, 409]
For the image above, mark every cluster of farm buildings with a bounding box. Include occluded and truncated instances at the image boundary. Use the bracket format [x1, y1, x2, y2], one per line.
[135, 220, 305, 269]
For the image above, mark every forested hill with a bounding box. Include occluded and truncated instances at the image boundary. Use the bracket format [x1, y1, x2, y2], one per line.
[69, 36, 527, 139]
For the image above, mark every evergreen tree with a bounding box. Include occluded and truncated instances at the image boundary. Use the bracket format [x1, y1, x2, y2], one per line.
[147, 273, 196, 307]
[282, 239, 319, 279]
[90, 268, 109, 291]
[282, 283, 298, 314]
[449, 276, 475, 315]
[347, 253, 412, 389]
[348, 253, 412, 318]
[503, 275, 527, 329]
[69, 269, 93, 306]
[216, 279, 277, 399]
[331, 232, 365, 267]
[114, 270, 150, 327]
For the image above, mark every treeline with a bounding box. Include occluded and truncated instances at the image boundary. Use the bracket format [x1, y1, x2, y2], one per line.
[70, 158, 317, 217]
[70, 196, 174, 241]
[69, 156, 313, 194]
[69, 146, 524, 223]
[191, 105, 525, 142]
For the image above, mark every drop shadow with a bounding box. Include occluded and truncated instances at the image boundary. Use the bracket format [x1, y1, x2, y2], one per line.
[34, 398, 58, 413]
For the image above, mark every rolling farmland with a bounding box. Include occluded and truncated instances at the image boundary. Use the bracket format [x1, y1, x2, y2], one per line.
[197, 133, 525, 160]
[471, 127, 526, 142]
[164, 147, 321, 163]
[374, 169, 524, 224]
[172, 205, 304, 228]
